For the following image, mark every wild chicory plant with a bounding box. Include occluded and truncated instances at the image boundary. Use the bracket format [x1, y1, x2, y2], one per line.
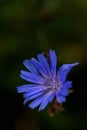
[17, 49, 79, 113]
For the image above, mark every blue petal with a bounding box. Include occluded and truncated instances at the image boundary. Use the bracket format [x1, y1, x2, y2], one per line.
[37, 53, 52, 78]
[58, 81, 72, 96]
[23, 91, 44, 105]
[24, 88, 44, 98]
[17, 84, 33, 93]
[25, 92, 42, 100]
[56, 94, 66, 103]
[29, 91, 52, 110]
[20, 70, 45, 84]
[48, 93, 54, 103]
[23, 92, 43, 105]
[23, 85, 47, 104]
[39, 99, 49, 111]
[23, 59, 40, 76]
[59, 88, 69, 96]
[31, 58, 49, 78]
[29, 95, 44, 109]
[49, 49, 57, 77]
[17, 84, 46, 93]
[39, 92, 53, 111]
[57, 62, 79, 82]
[62, 81, 72, 89]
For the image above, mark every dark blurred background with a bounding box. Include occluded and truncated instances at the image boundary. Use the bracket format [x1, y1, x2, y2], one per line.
[0, 0, 87, 130]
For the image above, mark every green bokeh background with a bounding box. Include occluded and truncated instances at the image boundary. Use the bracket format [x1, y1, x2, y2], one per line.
[0, 0, 87, 130]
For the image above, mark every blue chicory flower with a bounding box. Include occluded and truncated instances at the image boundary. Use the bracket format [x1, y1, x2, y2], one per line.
[17, 49, 79, 111]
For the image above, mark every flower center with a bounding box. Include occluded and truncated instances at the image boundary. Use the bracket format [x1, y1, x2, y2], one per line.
[46, 79, 61, 92]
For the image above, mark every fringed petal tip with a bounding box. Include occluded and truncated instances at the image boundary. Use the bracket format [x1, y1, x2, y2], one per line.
[71, 62, 79, 66]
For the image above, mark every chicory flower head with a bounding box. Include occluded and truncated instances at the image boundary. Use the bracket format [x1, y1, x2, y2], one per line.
[17, 49, 79, 111]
